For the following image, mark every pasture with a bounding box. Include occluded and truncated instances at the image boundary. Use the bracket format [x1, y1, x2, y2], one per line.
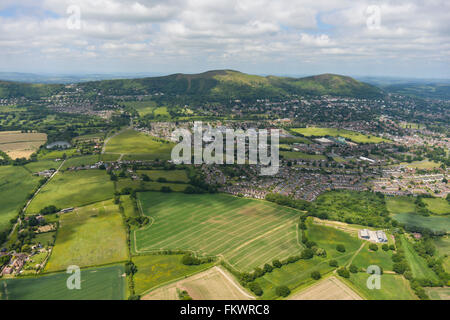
[392, 213, 449, 234]
[26, 170, 114, 214]
[132, 254, 215, 295]
[423, 198, 450, 215]
[351, 242, 394, 271]
[133, 192, 303, 272]
[386, 197, 416, 214]
[105, 129, 174, 160]
[0, 131, 47, 159]
[116, 179, 189, 193]
[61, 155, 100, 170]
[142, 266, 253, 300]
[137, 169, 189, 183]
[44, 200, 128, 272]
[291, 127, 388, 144]
[289, 276, 362, 300]
[0, 265, 125, 300]
[344, 273, 417, 300]
[0, 166, 40, 232]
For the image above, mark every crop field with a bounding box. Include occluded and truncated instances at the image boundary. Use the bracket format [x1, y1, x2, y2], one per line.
[0, 265, 125, 300]
[105, 129, 174, 160]
[0, 131, 47, 159]
[45, 200, 128, 272]
[142, 266, 253, 300]
[280, 151, 326, 160]
[423, 198, 450, 215]
[289, 276, 363, 300]
[132, 254, 215, 295]
[291, 127, 388, 144]
[26, 170, 114, 214]
[133, 192, 302, 272]
[393, 213, 450, 234]
[400, 236, 439, 281]
[345, 273, 416, 300]
[0, 166, 40, 232]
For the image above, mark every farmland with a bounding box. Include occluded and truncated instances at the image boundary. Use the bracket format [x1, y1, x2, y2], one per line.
[26, 170, 114, 214]
[392, 213, 450, 234]
[291, 127, 388, 144]
[44, 200, 128, 272]
[105, 129, 174, 160]
[289, 276, 362, 300]
[142, 266, 253, 300]
[423, 198, 450, 215]
[0, 265, 125, 300]
[133, 192, 302, 272]
[132, 254, 215, 295]
[0, 131, 47, 159]
[0, 166, 40, 232]
[351, 243, 394, 271]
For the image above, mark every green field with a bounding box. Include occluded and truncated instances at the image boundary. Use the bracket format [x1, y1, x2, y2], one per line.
[132, 254, 215, 295]
[116, 179, 189, 193]
[352, 242, 394, 271]
[280, 151, 326, 160]
[133, 192, 302, 272]
[386, 196, 416, 215]
[45, 200, 128, 272]
[37, 148, 78, 160]
[137, 169, 189, 183]
[393, 213, 450, 234]
[400, 236, 439, 281]
[425, 287, 450, 300]
[122, 100, 157, 116]
[291, 127, 388, 144]
[26, 170, 114, 214]
[24, 160, 58, 173]
[0, 265, 125, 300]
[105, 129, 174, 160]
[434, 236, 450, 272]
[344, 273, 416, 300]
[61, 155, 100, 170]
[400, 160, 442, 170]
[423, 198, 450, 215]
[0, 166, 40, 232]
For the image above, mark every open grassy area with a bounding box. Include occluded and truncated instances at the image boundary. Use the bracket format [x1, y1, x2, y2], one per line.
[393, 213, 450, 234]
[434, 236, 450, 272]
[401, 160, 442, 170]
[105, 129, 174, 160]
[291, 127, 388, 144]
[44, 200, 128, 272]
[423, 198, 450, 215]
[37, 148, 78, 160]
[280, 151, 326, 160]
[344, 273, 416, 300]
[121, 100, 157, 116]
[0, 166, 40, 232]
[400, 236, 439, 281]
[24, 159, 59, 173]
[351, 242, 394, 271]
[0, 265, 125, 300]
[386, 196, 416, 214]
[116, 179, 189, 193]
[137, 169, 189, 183]
[61, 155, 101, 170]
[26, 170, 114, 214]
[133, 192, 302, 272]
[132, 254, 215, 295]
[0, 131, 47, 159]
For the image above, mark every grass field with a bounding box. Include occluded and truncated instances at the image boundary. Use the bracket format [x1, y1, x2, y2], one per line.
[0, 265, 125, 300]
[137, 169, 189, 183]
[24, 160, 59, 173]
[289, 276, 363, 300]
[291, 127, 388, 144]
[26, 170, 114, 214]
[401, 160, 442, 170]
[434, 236, 450, 272]
[105, 129, 174, 160]
[142, 266, 253, 300]
[425, 287, 450, 300]
[122, 100, 157, 116]
[37, 148, 78, 160]
[133, 192, 302, 272]
[132, 254, 215, 295]
[61, 155, 100, 170]
[0, 166, 40, 232]
[280, 151, 326, 160]
[351, 242, 394, 271]
[0, 131, 47, 159]
[44, 200, 128, 272]
[400, 236, 439, 281]
[393, 213, 450, 234]
[116, 179, 189, 192]
[344, 273, 416, 300]
[386, 196, 416, 214]
[423, 198, 450, 215]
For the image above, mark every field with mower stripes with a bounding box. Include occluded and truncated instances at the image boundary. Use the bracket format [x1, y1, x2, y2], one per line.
[133, 193, 303, 272]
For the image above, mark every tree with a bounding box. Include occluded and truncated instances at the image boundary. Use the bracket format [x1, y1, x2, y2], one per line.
[382, 244, 389, 251]
[272, 259, 282, 268]
[311, 271, 321, 280]
[248, 282, 263, 296]
[181, 254, 200, 266]
[275, 285, 291, 297]
[336, 244, 346, 253]
[349, 265, 358, 273]
[161, 186, 172, 193]
[369, 243, 379, 251]
[337, 267, 350, 278]
[125, 261, 137, 275]
[263, 263, 273, 273]
[300, 248, 314, 259]
[329, 259, 338, 267]
[393, 261, 409, 274]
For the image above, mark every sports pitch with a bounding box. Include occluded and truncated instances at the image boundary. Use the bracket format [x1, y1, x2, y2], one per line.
[133, 192, 303, 272]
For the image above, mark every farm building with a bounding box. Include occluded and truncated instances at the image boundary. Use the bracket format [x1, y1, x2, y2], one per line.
[358, 229, 388, 243]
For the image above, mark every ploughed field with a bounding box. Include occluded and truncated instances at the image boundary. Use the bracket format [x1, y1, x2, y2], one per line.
[133, 193, 302, 272]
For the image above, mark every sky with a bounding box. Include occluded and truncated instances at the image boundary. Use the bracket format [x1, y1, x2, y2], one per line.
[0, 0, 449, 78]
